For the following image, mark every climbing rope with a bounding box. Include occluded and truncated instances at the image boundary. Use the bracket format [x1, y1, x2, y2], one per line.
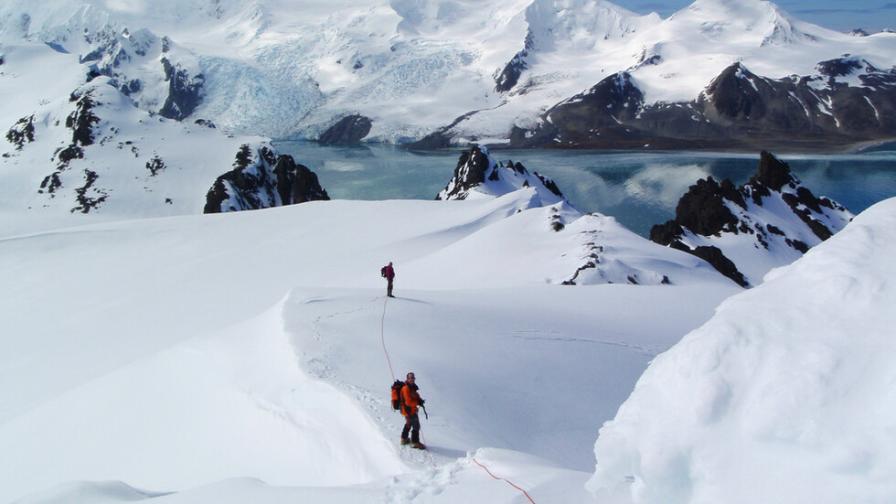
[472, 457, 537, 504]
[380, 296, 396, 381]
[378, 294, 536, 503]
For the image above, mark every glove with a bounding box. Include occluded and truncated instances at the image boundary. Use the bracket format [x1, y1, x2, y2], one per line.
[419, 399, 425, 405]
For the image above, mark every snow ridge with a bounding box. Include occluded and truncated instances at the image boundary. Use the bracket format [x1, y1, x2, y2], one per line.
[589, 197, 896, 504]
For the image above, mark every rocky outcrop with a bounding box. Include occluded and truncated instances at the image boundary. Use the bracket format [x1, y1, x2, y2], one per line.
[436, 145, 564, 205]
[6, 115, 35, 150]
[71, 169, 108, 214]
[159, 57, 204, 120]
[66, 91, 101, 147]
[39, 90, 102, 197]
[145, 155, 165, 176]
[495, 31, 534, 93]
[317, 114, 372, 145]
[650, 151, 853, 286]
[204, 144, 330, 213]
[508, 59, 896, 150]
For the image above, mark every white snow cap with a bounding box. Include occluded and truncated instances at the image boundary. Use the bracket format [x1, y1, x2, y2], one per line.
[587, 196, 896, 504]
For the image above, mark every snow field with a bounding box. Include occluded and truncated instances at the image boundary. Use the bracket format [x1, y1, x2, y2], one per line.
[0, 193, 739, 502]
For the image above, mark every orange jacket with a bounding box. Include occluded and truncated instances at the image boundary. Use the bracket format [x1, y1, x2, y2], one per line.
[401, 383, 421, 416]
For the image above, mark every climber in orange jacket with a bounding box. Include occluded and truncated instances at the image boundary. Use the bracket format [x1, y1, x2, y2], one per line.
[400, 371, 426, 449]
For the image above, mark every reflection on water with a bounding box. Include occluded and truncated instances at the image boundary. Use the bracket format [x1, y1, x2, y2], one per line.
[274, 140, 896, 237]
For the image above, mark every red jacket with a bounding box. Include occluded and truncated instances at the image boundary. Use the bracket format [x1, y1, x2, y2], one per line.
[381, 264, 395, 280]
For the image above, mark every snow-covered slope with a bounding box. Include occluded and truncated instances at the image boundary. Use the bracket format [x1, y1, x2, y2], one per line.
[0, 41, 330, 233]
[588, 196, 896, 504]
[431, 146, 732, 286]
[1, 0, 894, 145]
[0, 192, 740, 503]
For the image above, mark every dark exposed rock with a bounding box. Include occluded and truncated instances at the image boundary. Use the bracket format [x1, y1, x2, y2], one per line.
[71, 169, 108, 213]
[688, 245, 749, 287]
[650, 151, 852, 287]
[407, 130, 453, 150]
[204, 144, 329, 213]
[436, 146, 565, 204]
[57, 145, 84, 164]
[750, 150, 794, 192]
[649, 220, 684, 246]
[406, 109, 481, 150]
[671, 177, 739, 236]
[39, 172, 62, 195]
[159, 57, 204, 120]
[37, 91, 101, 197]
[194, 119, 216, 128]
[6, 115, 35, 150]
[816, 56, 865, 78]
[66, 92, 101, 147]
[495, 30, 533, 93]
[786, 238, 809, 253]
[146, 155, 166, 176]
[436, 146, 490, 200]
[508, 60, 896, 150]
[318, 114, 372, 145]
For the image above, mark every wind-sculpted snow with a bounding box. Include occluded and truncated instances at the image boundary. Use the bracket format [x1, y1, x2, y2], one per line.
[0, 186, 740, 502]
[588, 197, 896, 504]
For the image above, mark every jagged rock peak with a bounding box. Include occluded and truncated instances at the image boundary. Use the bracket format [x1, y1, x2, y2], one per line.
[204, 144, 329, 213]
[436, 145, 564, 206]
[650, 151, 853, 287]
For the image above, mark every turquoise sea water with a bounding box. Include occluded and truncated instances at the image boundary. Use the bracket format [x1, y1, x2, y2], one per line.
[274, 141, 896, 237]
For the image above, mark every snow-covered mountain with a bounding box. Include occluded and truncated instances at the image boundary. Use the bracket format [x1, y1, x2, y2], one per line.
[650, 151, 853, 286]
[2, 2, 894, 502]
[588, 196, 896, 504]
[1, 0, 894, 147]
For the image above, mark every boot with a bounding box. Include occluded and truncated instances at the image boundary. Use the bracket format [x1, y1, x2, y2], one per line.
[400, 438, 410, 446]
[411, 442, 426, 450]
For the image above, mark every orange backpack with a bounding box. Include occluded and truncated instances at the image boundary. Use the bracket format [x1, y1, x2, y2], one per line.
[390, 380, 405, 411]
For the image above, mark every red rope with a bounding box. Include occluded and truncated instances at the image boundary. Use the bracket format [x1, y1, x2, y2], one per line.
[472, 457, 537, 504]
[380, 296, 396, 381]
[379, 297, 533, 503]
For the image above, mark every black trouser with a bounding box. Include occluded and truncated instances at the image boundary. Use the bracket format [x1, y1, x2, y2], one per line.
[401, 413, 420, 443]
[387, 279, 394, 297]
